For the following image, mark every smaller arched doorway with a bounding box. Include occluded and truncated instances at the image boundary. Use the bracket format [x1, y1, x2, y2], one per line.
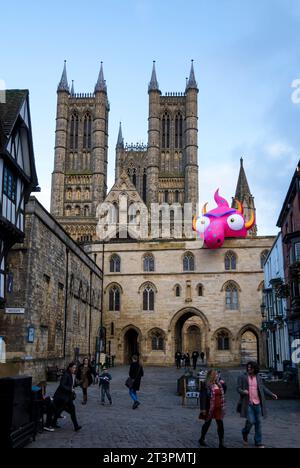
[124, 328, 139, 364]
[184, 325, 201, 356]
[240, 330, 259, 365]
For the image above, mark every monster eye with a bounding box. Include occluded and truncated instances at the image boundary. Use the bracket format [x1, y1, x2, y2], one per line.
[227, 214, 244, 231]
[196, 216, 210, 233]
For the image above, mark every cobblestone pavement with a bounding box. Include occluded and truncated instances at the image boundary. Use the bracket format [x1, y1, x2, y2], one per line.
[28, 366, 300, 449]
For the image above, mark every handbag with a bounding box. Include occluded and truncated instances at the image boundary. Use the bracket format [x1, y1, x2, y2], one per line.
[125, 377, 134, 389]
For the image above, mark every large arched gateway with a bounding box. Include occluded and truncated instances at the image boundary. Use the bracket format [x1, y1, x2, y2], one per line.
[170, 308, 210, 360]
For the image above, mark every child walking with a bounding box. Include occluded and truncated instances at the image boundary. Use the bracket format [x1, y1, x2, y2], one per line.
[99, 365, 112, 405]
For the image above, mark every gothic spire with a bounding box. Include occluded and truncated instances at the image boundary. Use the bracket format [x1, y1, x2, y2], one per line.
[233, 157, 257, 236]
[95, 62, 107, 93]
[57, 60, 70, 93]
[186, 60, 198, 91]
[148, 61, 160, 92]
[71, 80, 75, 96]
[116, 122, 124, 149]
[234, 157, 251, 202]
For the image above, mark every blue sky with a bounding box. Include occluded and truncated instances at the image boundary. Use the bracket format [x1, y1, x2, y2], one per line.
[1, 0, 300, 235]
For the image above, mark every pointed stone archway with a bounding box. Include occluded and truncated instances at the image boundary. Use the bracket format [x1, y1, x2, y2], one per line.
[122, 325, 142, 364]
[170, 308, 210, 362]
[237, 325, 261, 366]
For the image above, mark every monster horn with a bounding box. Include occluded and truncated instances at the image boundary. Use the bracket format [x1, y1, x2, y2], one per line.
[202, 203, 208, 215]
[245, 210, 255, 230]
[214, 189, 229, 208]
[235, 199, 244, 215]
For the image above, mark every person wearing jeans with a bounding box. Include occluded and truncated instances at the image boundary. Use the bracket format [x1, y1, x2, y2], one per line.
[237, 361, 278, 448]
[128, 355, 144, 409]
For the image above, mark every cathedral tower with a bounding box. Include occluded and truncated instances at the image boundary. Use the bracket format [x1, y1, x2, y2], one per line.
[116, 61, 199, 212]
[50, 62, 109, 243]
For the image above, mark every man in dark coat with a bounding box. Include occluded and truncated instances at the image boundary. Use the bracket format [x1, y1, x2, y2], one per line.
[237, 361, 277, 448]
[128, 355, 144, 409]
[175, 351, 182, 369]
[52, 362, 82, 432]
[192, 351, 199, 370]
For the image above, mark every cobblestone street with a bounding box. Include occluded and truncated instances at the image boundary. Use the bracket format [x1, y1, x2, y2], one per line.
[28, 367, 300, 449]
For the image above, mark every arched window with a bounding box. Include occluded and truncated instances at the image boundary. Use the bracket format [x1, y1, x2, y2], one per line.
[217, 331, 230, 350]
[144, 254, 155, 272]
[175, 113, 183, 148]
[183, 252, 195, 272]
[164, 191, 169, 203]
[109, 286, 120, 311]
[225, 251, 237, 271]
[260, 250, 269, 269]
[225, 282, 239, 310]
[197, 284, 203, 297]
[85, 188, 90, 200]
[175, 285, 181, 297]
[151, 331, 164, 351]
[70, 114, 79, 150]
[84, 206, 90, 217]
[66, 188, 72, 200]
[162, 113, 170, 149]
[76, 188, 81, 200]
[143, 285, 155, 311]
[110, 255, 121, 273]
[83, 114, 92, 149]
[175, 190, 180, 203]
[110, 322, 114, 336]
[75, 205, 81, 217]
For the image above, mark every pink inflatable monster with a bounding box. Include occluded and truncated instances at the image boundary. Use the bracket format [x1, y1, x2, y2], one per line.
[193, 190, 255, 249]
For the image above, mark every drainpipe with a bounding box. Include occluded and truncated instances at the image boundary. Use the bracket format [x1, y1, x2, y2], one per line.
[63, 248, 70, 360]
[100, 240, 105, 352]
[88, 270, 92, 356]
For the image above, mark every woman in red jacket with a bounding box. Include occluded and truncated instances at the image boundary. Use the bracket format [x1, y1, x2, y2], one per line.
[199, 369, 227, 448]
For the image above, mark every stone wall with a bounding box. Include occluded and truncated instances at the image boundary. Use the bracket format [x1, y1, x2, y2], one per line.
[0, 197, 102, 383]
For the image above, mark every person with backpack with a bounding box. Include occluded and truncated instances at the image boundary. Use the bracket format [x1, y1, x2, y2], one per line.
[99, 365, 112, 405]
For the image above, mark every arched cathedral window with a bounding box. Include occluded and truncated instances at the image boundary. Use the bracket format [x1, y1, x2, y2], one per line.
[175, 113, 183, 148]
[83, 114, 92, 149]
[162, 113, 170, 149]
[70, 114, 79, 150]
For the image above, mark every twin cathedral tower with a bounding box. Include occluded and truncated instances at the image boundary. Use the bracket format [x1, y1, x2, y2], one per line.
[50, 61, 256, 242]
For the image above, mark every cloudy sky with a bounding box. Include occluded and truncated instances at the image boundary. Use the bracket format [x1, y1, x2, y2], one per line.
[1, 0, 300, 235]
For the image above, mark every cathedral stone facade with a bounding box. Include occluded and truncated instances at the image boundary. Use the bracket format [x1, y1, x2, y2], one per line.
[51, 61, 275, 367]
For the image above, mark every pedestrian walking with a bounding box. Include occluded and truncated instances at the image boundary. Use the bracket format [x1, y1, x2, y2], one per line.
[237, 361, 278, 448]
[76, 357, 95, 405]
[175, 351, 182, 369]
[184, 352, 191, 369]
[52, 362, 82, 432]
[180, 352, 185, 368]
[99, 365, 112, 405]
[199, 369, 227, 449]
[192, 350, 199, 370]
[127, 355, 144, 409]
[200, 352, 205, 364]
